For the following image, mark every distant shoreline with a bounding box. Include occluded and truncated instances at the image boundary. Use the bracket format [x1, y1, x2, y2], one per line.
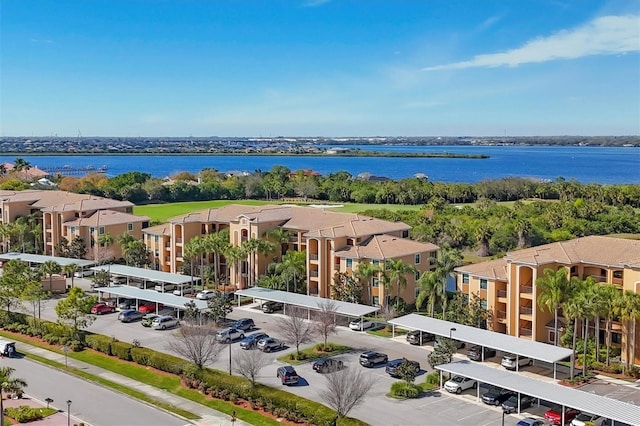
[0, 151, 490, 159]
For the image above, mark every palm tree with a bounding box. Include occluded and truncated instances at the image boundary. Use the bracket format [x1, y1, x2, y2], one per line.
[354, 261, 380, 305]
[514, 219, 531, 249]
[12, 158, 31, 172]
[385, 259, 418, 311]
[0, 366, 27, 426]
[277, 250, 306, 293]
[600, 285, 621, 366]
[0, 223, 13, 253]
[617, 290, 640, 372]
[536, 268, 570, 346]
[63, 263, 79, 289]
[474, 224, 493, 257]
[415, 270, 445, 316]
[40, 260, 61, 291]
[578, 277, 598, 376]
[266, 228, 292, 260]
[205, 228, 230, 286]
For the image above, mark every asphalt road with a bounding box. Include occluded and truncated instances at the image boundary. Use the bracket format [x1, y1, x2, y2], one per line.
[1, 355, 188, 426]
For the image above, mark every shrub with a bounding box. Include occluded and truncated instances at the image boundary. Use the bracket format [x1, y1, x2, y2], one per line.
[5, 406, 45, 422]
[390, 381, 421, 398]
[130, 347, 155, 366]
[110, 341, 133, 361]
[425, 371, 440, 385]
[148, 352, 187, 375]
[85, 334, 113, 355]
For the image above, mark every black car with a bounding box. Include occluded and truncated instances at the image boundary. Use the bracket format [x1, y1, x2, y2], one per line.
[232, 318, 255, 331]
[467, 345, 497, 361]
[262, 301, 283, 313]
[276, 366, 300, 385]
[482, 387, 516, 406]
[502, 395, 534, 414]
[385, 358, 420, 378]
[313, 358, 344, 373]
[359, 351, 388, 367]
[239, 332, 269, 350]
[406, 330, 435, 345]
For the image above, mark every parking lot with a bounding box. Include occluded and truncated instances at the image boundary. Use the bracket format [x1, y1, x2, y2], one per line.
[17, 280, 640, 426]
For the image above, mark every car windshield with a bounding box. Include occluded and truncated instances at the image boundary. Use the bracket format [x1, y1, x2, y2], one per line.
[452, 376, 463, 383]
[575, 414, 594, 421]
[506, 396, 517, 404]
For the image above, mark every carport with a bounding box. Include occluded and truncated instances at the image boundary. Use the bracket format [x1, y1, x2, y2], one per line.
[0, 252, 95, 270]
[436, 360, 640, 426]
[94, 285, 208, 316]
[234, 287, 380, 327]
[388, 313, 574, 379]
[91, 264, 199, 292]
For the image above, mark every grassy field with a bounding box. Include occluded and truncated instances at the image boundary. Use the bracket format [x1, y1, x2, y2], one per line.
[134, 199, 423, 223]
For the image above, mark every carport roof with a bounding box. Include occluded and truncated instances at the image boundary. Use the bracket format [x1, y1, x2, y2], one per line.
[90, 264, 199, 285]
[436, 361, 640, 425]
[95, 285, 209, 310]
[0, 252, 96, 268]
[235, 287, 380, 317]
[388, 314, 573, 364]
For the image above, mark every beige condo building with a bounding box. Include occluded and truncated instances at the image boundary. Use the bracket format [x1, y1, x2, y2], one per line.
[454, 235, 640, 366]
[143, 204, 439, 305]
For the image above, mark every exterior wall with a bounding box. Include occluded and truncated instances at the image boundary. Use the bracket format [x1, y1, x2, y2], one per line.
[145, 233, 171, 272]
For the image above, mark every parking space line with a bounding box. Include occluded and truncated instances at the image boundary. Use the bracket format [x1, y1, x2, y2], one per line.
[457, 409, 490, 421]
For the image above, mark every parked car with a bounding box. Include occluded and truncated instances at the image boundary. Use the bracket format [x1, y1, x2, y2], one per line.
[215, 327, 245, 343]
[385, 358, 420, 378]
[276, 366, 299, 385]
[481, 387, 515, 405]
[138, 302, 163, 314]
[141, 313, 159, 327]
[261, 301, 283, 313]
[239, 332, 269, 350]
[349, 318, 374, 331]
[570, 412, 604, 426]
[195, 290, 216, 300]
[91, 303, 116, 315]
[154, 283, 178, 292]
[502, 394, 534, 414]
[151, 315, 180, 330]
[467, 345, 497, 361]
[232, 318, 255, 331]
[74, 269, 94, 278]
[444, 376, 477, 394]
[118, 309, 144, 323]
[173, 286, 194, 296]
[313, 358, 344, 373]
[257, 337, 284, 352]
[516, 418, 546, 426]
[501, 353, 533, 370]
[434, 338, 466, 350]
[359, 351, 388, 367]
[117, 298, 137, 311]
[544, 406, 581, 425]
[406, 330, 435, 345]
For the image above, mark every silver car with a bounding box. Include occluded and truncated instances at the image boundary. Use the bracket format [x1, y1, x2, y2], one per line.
[256, 337, 284, 352]
[215, 327, 245, 343]
[151, 315, 179, 330]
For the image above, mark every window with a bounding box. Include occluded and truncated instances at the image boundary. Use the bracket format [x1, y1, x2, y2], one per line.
[480, 279, 488, 289]
[372, 296, 380, 306]
[385, 260, 391, 271]
[90, 227, 95, 234]
[346, 259, 353, 269]
[70, 227, 76, 234]
[613, 270, 623, 279]
[480, 299, 488, 310]
[99, 227, 105, 235]
[373, 278, 380, 287]
[372, 260, 380, 266]
[154, 235, 159, 243]
[415, 253, 421, 264]
[402, 230, 409, 238]
[415, 271, 420, 281]
[462, 274, 469, 284]
[127, 223, 133, 231]
[415, 287, 420, 299]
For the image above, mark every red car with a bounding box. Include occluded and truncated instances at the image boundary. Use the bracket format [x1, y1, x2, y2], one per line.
[91, 303, 116, 315]
[544, 406, 580, 425]
[138, 302, 163, 314]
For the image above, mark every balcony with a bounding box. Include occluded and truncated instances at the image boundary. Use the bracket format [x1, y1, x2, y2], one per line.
[520, 286, 533, 298]
[309, 270, 319, 278]
[587, 275, 607, 283]
[520, 307, 533, 315]
[496, 310, 507, 323]
[309, 253, 318, 261]
[289, 235, 298, 242]
[520, 328, 532, 337]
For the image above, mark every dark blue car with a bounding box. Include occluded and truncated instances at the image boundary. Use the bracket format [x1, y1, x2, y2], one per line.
[239, 332, 268, 350]
[385, 358, 420, 378]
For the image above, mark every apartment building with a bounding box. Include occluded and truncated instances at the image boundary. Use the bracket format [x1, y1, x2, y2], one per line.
[144, 204, 439, 305]
[454, 235, 640, 365]
[0, 189, 149, 260]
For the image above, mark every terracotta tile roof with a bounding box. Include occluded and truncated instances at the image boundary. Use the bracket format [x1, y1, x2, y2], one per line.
[454, 258, 509, 281]
[42, 197, 133, 212]
[0, 190, 126, 212]
[335, 234, 439, 260]
[142, 223, 171, 236]
[169, 204, 283, 224]
[64, 210, 150, 227]
[304, 216, 410, 238]
[505, 235, 640, 268]
[282, 207, 361, 231]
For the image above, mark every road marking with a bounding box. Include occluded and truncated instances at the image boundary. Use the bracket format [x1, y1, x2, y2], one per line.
[458, 409, 489, 421]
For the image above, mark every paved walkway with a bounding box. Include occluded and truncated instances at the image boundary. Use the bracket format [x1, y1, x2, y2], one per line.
[15, 342, 250, 426]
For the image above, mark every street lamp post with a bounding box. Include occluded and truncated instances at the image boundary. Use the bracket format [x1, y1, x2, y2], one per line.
[66, 400, 72, 426]
[449, 327, 456, 340]
[45, 397, 53, 409]
[228, 341, 232, 375]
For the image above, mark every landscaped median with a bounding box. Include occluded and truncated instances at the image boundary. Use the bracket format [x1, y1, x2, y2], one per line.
[0, 313, 368, 426]
[276, 343, 352, 365]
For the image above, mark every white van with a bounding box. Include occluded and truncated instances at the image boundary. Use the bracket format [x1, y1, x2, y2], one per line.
[74, 269, 94, 278]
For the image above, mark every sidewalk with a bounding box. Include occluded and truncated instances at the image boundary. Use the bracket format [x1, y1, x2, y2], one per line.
[16, 342, 250, 426]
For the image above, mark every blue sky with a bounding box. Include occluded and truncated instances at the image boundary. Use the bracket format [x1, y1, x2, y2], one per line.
[2, 0, 639, 137]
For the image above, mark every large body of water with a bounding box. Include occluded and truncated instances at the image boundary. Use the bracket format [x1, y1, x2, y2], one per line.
[2, 145, 639, 184]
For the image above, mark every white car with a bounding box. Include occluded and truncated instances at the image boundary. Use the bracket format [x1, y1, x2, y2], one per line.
[444, 375, 477, 394]
[570, 413, 604, 426]
[349, 318, 374, 331]
[195, 290, 215, 300]
[173, 286, 194, 296]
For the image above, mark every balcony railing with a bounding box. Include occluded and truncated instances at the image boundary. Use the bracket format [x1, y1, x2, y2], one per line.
[309, 254, 318, 261]
[587, 275, 607, 283]
[496, 310, 507, 319]
[520, 307, 533, 315]
[520, 328, 532, 336]
[289, 235, 298, 242]
[175, 238, 182, 244]
[497, 290, 508, 298]
[520, 286, 533, 294]
[309, 270, 319, 278]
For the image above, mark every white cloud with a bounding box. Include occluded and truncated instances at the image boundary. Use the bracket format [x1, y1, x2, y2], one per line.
[423, 14, 640, 71]
[478, 14, 503, 31]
